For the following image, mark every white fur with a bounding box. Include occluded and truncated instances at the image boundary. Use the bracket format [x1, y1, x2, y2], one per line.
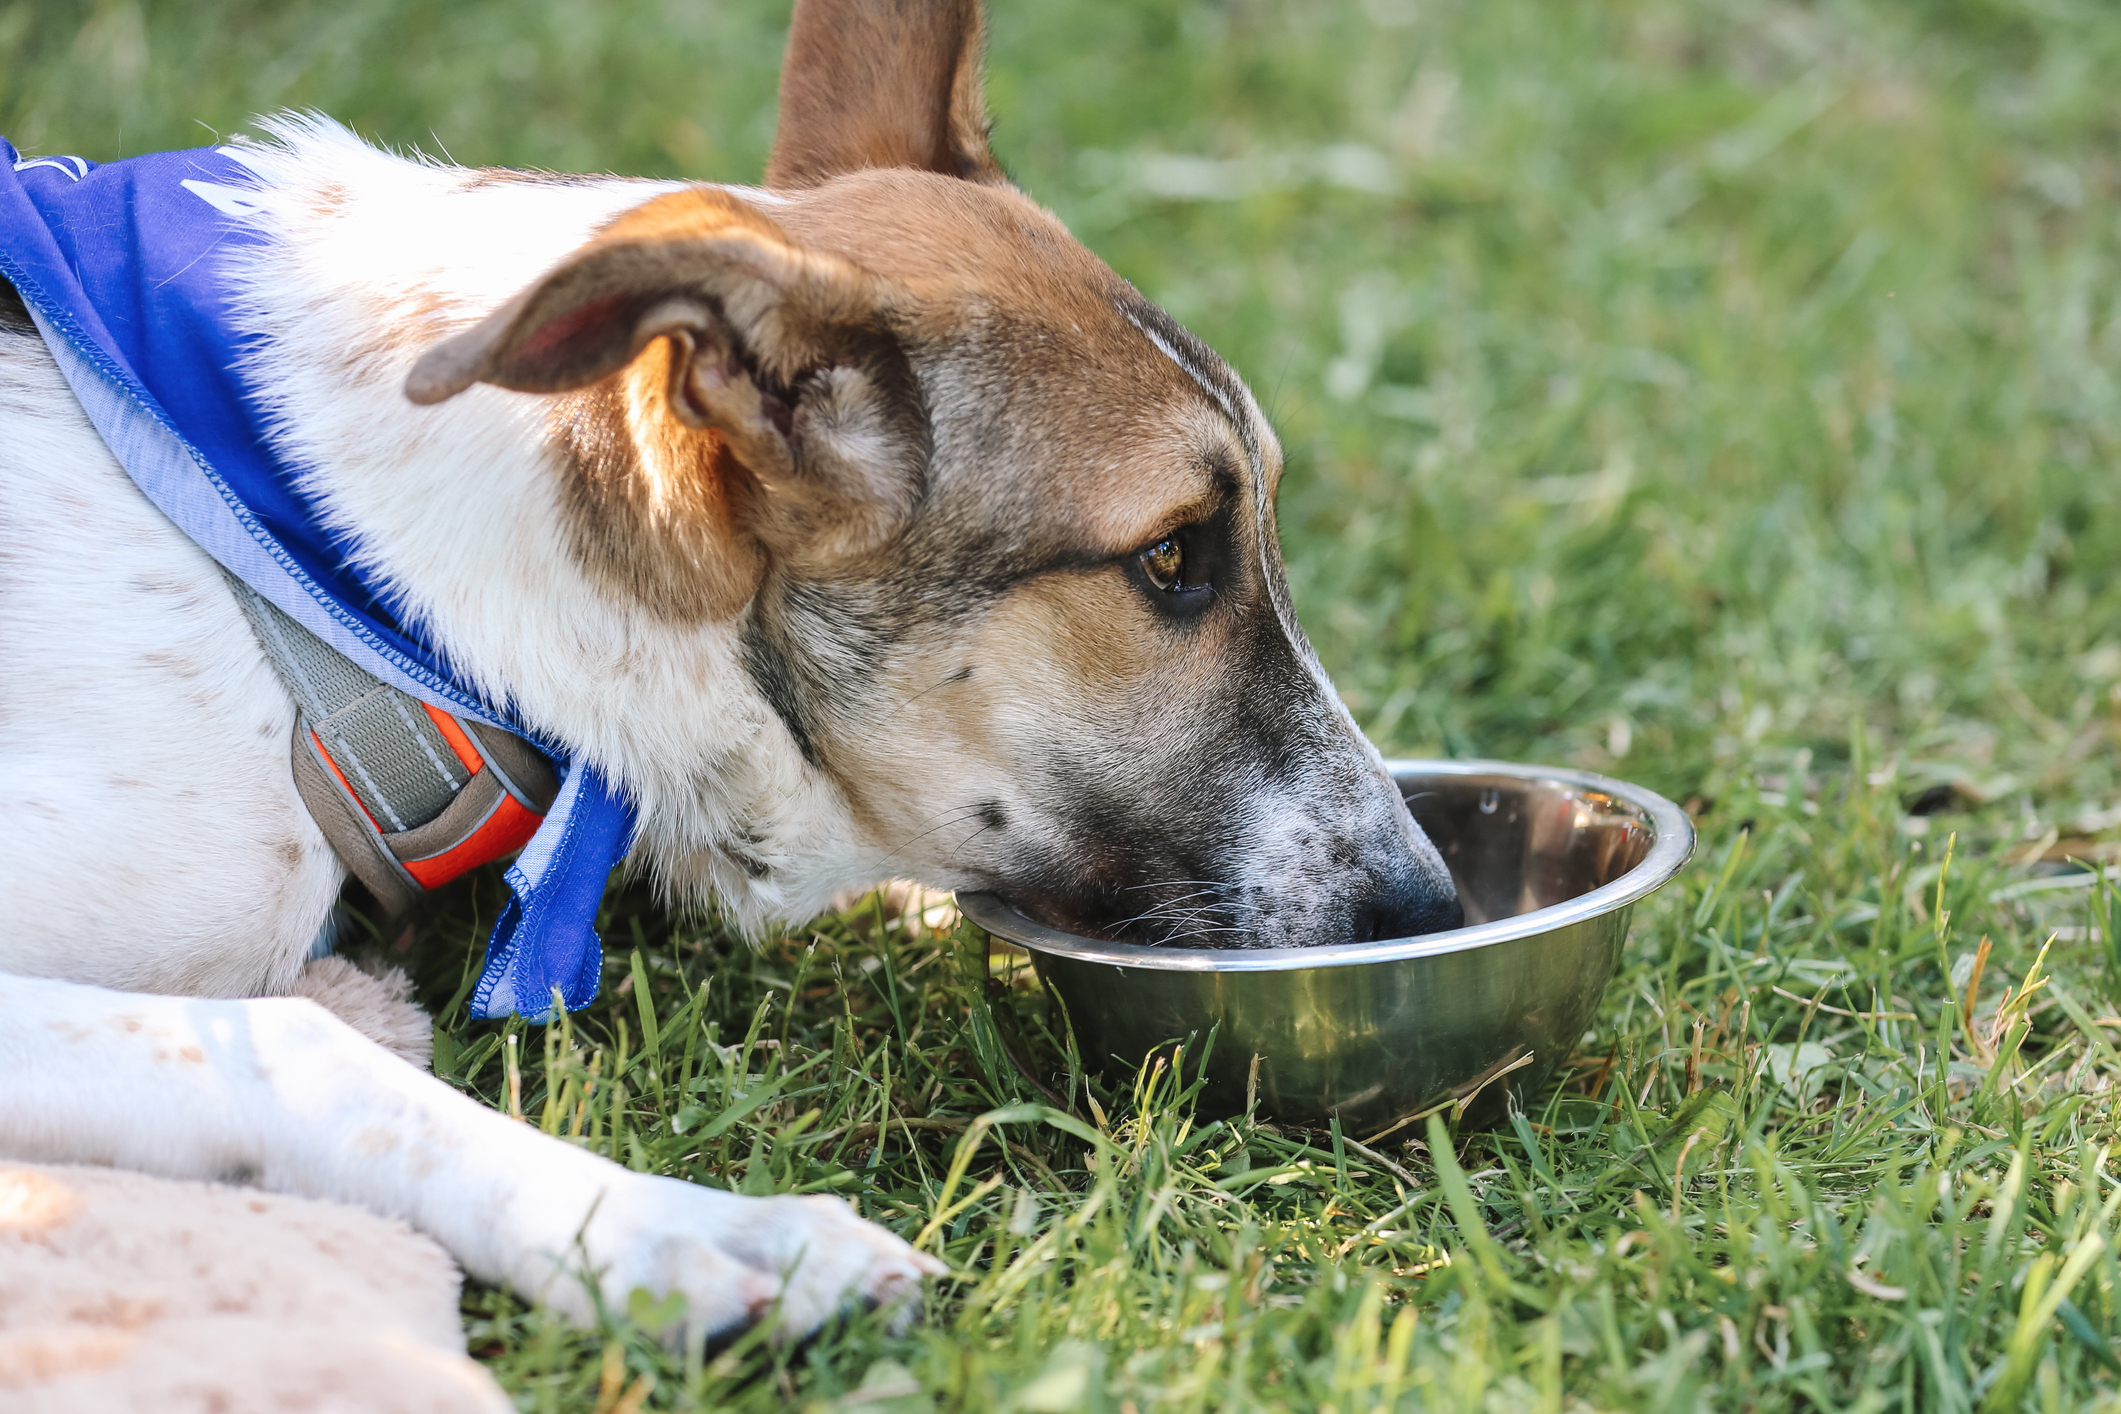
[0, 974, 933, 1337]
[0, 326, 341, 995]
[221, 118, 876, 931]
[0, 119, 940, 1334]
[292, 957, 435, 1068]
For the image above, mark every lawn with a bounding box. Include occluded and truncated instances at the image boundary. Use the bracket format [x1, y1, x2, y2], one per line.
[9, 0, 2121, 1408]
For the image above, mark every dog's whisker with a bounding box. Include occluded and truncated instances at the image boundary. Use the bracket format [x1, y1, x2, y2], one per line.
[946, 821, 999, 861]
[889, 668, 974, 718]
[871, 806, 993, 874]
[1121, 892, 1230, 921]
[1129, 895, 1239, 921]
[1146, 923, 1248, 947]
[1104, 895, 1237, 932]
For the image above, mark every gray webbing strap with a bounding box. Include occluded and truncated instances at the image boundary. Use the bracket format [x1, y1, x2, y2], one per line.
[225, 577, 561, 920]
[227, 579, 469, 832]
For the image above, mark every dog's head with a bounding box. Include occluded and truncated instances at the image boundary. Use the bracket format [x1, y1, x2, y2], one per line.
[408, 0, 1459, 948]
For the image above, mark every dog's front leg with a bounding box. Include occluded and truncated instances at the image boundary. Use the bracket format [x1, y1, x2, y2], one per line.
[0, 974, 941, 1334]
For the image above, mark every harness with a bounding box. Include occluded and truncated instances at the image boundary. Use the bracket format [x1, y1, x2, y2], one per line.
[231, 580, 558, 921]
[1, 135, 634, 1020]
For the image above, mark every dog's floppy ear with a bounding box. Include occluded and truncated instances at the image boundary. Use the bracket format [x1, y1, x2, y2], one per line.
[765, 0, 1005, 189]
[407, 187, 926, 563]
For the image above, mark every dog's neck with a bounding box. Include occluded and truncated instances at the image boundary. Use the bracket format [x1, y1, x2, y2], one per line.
[219, 121, 868, 930]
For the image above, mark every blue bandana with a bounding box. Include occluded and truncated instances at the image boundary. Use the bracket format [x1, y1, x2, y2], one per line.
[1, 138, 634, 1022]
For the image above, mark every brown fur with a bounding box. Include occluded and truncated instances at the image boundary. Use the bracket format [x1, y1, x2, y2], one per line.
[434, 174, 1255, 616]
[549, 353, 764, 623]
[400, 0, 1462, 947]
[762, 171, 1275, 549]
[767, 0, 1005, 189]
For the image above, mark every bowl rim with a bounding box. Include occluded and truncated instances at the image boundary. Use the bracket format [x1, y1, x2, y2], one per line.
[957, 757, 1696, 973]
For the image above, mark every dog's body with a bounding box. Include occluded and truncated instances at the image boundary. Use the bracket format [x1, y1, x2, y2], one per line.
[0, 0, 1458, 1336]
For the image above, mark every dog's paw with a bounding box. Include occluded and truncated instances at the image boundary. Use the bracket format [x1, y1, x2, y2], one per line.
[565, 1177, 945, 1339]
[722, 1192, 949, 1335]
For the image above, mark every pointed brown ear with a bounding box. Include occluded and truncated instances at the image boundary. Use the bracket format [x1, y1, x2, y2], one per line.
[765, 0, 1005, 189]
[406, 187, 928, 562]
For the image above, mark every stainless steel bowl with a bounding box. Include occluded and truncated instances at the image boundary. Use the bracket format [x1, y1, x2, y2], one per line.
[959, 759, 1695, 1130]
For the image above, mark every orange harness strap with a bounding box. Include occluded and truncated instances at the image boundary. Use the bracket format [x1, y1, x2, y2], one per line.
[231, 577, 559, 918]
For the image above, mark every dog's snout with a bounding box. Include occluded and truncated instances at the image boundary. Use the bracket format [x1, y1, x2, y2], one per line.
[1352, 786, 1463, 941]
[1357, 872, 1464, 942]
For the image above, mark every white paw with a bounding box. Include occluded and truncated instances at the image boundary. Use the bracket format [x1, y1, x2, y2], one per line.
[555, 1176, 946, 1338]
[710, 1192, 948, 1335]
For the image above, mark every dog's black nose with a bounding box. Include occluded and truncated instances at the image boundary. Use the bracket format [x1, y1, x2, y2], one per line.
[1357, 875, 1464, 941]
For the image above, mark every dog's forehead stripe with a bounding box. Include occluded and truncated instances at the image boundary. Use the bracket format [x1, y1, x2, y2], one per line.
[1116, 301, 1258, 470]
[1114, 300, 1308, 645]
[1120, 305, 1235, 424]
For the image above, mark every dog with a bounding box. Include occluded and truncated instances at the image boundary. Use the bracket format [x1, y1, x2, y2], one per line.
[0, 0, 1459, 1339]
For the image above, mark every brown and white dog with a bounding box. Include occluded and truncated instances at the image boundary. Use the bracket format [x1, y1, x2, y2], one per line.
[0, 0, 1457, 1337]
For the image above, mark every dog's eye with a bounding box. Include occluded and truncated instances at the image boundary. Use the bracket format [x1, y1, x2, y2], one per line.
[1129, 524, 1217, 615]
[1141, 537, 1184, 591]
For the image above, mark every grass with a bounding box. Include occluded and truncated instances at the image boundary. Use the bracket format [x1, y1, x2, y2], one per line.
[10, 0, 2121, 1407]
